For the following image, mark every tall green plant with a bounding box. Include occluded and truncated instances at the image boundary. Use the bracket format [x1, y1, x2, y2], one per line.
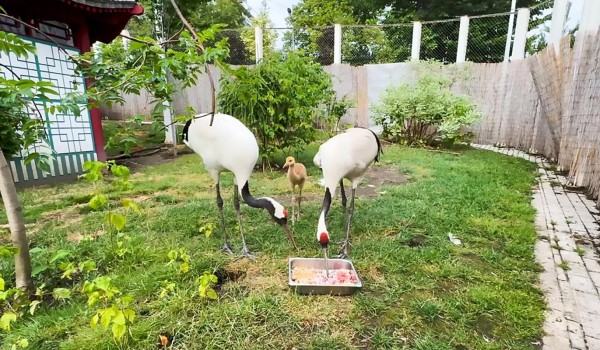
[372, 61, 480, 145]
[218, 52, 334, 166]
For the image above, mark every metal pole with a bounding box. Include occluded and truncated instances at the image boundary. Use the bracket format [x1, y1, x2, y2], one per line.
[503, 0, 517, 62]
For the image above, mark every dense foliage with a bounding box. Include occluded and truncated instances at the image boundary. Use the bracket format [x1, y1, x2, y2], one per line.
[218, 52, 334, 165]
[373, 61, 480, 145]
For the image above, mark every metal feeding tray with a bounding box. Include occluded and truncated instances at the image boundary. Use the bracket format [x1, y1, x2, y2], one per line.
[288, 257, 362, 295]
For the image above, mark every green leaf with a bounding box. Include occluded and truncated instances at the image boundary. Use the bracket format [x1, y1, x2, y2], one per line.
[49, 250, 70, 264]
[16, 339, 28, 348]
[52, 288, 72, 300]
[100, 307, 116, 328]
[0, 245, 19, 258]
[31, 264, 49, 277]
[179, 262, 190, 274]
[29, 300, 41, 315]
[90, 313, 99, 329]
[112, 310, 126, 325]
[23, 152, 40, 164]
[206, 288, 218, 300]
[112, 323, 127, 341]
[120, 199, 140, 214]
[0, 276, 4, 291]
[78, 260, 96, 273]
[123, 309, 135, 323]
[107, 212, 126, 231]
[0, 312, 17, 331]
[88, 194, 107, 210]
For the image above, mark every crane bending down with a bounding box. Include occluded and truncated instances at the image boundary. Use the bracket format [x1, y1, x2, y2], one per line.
[313, 127, 383, 259]
[182, 113, 297, 259]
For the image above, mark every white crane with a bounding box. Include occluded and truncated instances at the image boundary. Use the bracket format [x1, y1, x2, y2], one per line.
[313, 127, 383, 259]
[182, 113, 297, 259]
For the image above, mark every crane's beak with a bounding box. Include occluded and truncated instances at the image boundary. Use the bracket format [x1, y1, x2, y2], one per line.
[322, 246, 330, 278]
[283, 224, 298, 250]
[282, 162, 289, 169]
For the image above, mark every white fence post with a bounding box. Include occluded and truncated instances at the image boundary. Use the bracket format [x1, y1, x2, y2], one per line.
[511, 8, 530, 61]
[503, 0, 517, 62]
[411, 22, 422, 61]
[121, 29, 130, 50]
[255, 26, 263, 63]
[456, 16, 469, 63]
[549, 0, 568, 54]
[580, 0, 600, 34]
[333, 24, 342, 64]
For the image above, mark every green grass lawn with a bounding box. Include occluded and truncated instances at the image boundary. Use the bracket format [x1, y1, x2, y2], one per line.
[0, 145, 545, 349]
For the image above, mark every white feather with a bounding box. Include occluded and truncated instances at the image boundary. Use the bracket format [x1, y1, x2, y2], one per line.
[184, 113, 259, 190]
[316, 128, 379, 192]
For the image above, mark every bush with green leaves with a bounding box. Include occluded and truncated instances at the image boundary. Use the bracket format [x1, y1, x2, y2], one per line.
[218, 51, 334, 166]
[372, 61, 480, 145]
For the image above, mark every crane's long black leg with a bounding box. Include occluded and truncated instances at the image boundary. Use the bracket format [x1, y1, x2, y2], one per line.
[340, 180, 347, 210]
[216, 182, 233, 255]
[339, 187, 356, 259]
[234, 184, 255, 260]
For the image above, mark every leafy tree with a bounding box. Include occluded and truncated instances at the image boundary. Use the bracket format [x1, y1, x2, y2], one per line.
[127, 0, 250, 39]
[372, 61, 480, 144]
[240, 9, 277, 61]
[218, 52, 334, 167]
[285, 0, 354, 64]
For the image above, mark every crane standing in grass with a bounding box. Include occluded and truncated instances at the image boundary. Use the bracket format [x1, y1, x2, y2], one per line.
[313, 127, 383, 260]
[283, 156, 307, 224]
[182, 113, 297, 259]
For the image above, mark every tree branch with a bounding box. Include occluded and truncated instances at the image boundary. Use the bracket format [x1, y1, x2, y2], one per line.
[118, 33, 154, 46]
[168, 0, 217, 125]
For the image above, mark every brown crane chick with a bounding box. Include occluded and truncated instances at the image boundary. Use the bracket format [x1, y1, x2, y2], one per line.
[283, 156, 307, 224]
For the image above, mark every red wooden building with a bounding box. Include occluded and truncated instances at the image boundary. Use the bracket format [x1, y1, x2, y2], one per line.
[0, 0, 142, 185]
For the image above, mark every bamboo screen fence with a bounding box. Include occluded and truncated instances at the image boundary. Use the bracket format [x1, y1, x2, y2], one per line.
[454, 29, 600, 207]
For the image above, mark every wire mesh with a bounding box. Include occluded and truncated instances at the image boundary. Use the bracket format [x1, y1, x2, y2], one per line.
[466, 13, 512, 63]
[420, 19, 460, 64]
[219, 28, 253, 65]
[341, 24, 412, 65]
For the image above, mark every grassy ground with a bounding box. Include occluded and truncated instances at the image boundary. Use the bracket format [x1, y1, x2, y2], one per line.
[0, 144, 545, 349]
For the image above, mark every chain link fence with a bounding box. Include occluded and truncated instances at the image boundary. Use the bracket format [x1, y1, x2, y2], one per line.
[216, 4, 553, 66]
[467, 13, 512, 63]
[341, 24, 412, 65]
[420, 19, 460, 64]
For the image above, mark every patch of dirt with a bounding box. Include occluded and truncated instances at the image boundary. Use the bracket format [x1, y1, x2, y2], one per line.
[115, 146, 193, 173]
[274, 164, 409, 205]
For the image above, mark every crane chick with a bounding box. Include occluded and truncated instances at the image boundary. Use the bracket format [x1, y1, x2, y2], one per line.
[283, 156, 307, 224]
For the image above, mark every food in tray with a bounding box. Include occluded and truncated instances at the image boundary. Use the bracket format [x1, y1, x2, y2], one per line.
[291, 266, 359, 285]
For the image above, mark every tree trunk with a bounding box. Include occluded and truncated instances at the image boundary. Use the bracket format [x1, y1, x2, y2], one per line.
[0, 149, 34, 293]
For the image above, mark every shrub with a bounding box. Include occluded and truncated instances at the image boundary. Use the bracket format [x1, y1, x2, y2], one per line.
[218, 52, 334, 167]
[372, 61, 480, 145]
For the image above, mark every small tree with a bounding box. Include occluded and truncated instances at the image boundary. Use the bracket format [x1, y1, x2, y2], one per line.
[218, 51, 334, 167]
[372, 61, 481, 145]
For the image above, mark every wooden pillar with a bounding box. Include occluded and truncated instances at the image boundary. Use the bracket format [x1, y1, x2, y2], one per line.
[75, 21, 107, 161]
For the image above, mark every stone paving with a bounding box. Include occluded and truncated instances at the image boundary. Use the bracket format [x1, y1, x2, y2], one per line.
[473, 144, 600, 350]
